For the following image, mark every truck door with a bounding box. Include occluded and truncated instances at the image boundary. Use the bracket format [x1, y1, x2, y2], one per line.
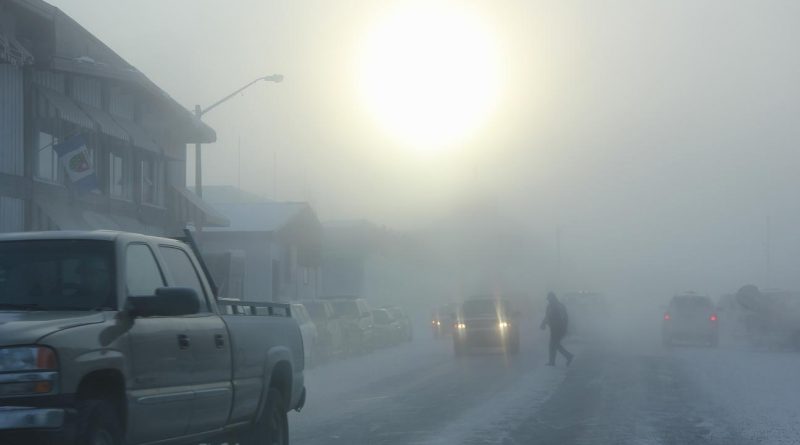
[158, 245, 233, 434]
[124, 243, 191, 443]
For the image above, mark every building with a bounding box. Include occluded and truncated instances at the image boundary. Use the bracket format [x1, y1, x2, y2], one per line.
[321, 220, 422, 305]
[0, 0, 225, 235]
[198, 186, 323, 302]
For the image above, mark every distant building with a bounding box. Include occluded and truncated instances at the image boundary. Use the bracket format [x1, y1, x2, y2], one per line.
[0, 0, 225, 234]
[321, 220, 417, 304]
[198, 186, 323, 302]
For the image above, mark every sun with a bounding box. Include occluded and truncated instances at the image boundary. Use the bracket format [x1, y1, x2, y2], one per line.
[358, 3, 501, 154]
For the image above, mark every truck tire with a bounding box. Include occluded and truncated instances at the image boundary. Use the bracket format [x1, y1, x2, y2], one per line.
[75, 399, 124, 445]
[244, 388, 288, 445]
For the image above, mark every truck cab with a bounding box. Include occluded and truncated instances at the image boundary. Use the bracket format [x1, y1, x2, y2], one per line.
[0, 231, 305, 445]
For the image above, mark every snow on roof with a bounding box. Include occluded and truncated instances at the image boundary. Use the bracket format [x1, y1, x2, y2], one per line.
[199, 186, 311, 233]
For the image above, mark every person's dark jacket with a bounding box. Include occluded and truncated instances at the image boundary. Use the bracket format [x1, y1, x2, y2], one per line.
[541, 300, 569, 336]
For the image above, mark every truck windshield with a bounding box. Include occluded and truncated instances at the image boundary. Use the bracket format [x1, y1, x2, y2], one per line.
[372, 310, 391, 324]
[332, 301, 360, 318]
[0, 240, 116, 311]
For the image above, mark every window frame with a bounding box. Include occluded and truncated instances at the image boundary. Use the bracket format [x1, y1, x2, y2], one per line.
[124, 242, 166, 298]
[140, 155, 164, 207]
[109, 150, 133, 200]
[157, 245, 212, 313]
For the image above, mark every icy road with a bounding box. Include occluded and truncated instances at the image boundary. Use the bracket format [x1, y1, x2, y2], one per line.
[290, 314, 800, 445]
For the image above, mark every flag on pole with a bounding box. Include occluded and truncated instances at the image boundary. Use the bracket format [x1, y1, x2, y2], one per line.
[53, 134, 98, 191]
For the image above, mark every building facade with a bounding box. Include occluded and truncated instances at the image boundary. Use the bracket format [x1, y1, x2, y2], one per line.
[0, 0, 224, 235]
[199, 186, 323, 303]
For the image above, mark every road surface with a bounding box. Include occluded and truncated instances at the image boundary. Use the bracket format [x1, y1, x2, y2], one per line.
[290, 315, 800, 445]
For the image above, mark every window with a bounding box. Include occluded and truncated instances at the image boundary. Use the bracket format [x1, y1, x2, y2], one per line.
[141, 157, 163, 205]
[36, 132, 61, 183]
[0, 240, 115, 310]
[159, 246, 209, 312]
[125, 244, 164, 296]
[109, 152, 132, 199]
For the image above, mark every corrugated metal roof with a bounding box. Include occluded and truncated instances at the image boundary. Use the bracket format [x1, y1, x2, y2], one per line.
[38, 87, 95, 130]
[207, 202, 309, 233]
[114, 117, 160, 153]
[78, 104, 130, 143]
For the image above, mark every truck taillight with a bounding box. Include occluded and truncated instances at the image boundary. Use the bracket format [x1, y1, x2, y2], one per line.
[710, 314, 718, 322]
[663, 313, 671, 321]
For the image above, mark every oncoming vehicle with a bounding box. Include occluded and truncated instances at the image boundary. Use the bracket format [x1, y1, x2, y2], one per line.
[0, 231, 305, 445]
[431, 303, 456, 338]
[662, 293, 719, 347]
[453, 298, 520, 355]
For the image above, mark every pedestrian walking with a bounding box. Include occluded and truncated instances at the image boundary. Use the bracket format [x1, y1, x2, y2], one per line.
[540, 292, 574, 366]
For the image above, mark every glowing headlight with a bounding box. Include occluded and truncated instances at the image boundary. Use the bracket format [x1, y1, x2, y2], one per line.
[0, 346, 58, 372]
[456, 323, 466, 329]
[498, 322, 509, 329]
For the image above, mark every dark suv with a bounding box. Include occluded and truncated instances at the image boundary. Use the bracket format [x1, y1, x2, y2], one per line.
[662, 294, 719, 347]
[453, 298, 520, 355]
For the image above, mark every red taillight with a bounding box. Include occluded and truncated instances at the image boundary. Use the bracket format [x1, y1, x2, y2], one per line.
[710, 314, 718, 322]
[663, 313, 671, 321]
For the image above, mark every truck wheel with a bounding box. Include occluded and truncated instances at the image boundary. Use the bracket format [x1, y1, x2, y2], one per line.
[75, 399, 123, 445]
[245, 388, 288, 445]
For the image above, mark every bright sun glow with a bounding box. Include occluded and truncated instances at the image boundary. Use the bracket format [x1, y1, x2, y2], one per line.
[358, 4, 501, 154]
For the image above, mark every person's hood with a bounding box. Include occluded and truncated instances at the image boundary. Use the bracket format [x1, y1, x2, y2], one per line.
[0, 310, 107, 346]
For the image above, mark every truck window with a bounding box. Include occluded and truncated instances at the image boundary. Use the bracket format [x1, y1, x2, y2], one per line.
[126, 244, 164, 296]
[159, 246, 210, 312]
[0, 240, 115, 310]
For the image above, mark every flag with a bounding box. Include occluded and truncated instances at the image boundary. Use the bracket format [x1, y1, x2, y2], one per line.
[53, 134, 98, 191]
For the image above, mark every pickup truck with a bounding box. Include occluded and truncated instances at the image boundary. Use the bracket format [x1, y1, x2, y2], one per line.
[0, 231, 306, 445]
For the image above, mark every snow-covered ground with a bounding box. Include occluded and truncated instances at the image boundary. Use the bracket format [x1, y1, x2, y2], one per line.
[286, 310, 800, 445]
[676, 346, 800, 444]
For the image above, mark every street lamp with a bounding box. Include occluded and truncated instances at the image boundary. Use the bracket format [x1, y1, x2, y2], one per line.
[193, 74, 283, 199]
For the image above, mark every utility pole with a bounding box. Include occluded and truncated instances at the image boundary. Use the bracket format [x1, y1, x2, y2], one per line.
[194, 105, 202, 198]
[191, 74, 282, 230]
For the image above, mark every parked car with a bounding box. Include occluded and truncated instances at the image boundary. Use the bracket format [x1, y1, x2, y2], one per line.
[385, 306, 413, 341]
[662, 293, 719, 347]
[0, 230, 306, 445]
[371, 308, 403, 347]
[323, 296, 375, 354]
[432, 303, 457, 338]
[291, 304, 320, 366]
[453, 298, 520, 355]
[303, 300, 346, 360]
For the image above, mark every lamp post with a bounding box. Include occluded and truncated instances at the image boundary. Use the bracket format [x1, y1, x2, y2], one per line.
[193, 74, 283, 199]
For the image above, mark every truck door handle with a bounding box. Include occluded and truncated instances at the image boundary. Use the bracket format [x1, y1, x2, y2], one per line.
[178, 334, 190, 350]
[214, 334, 225, 349]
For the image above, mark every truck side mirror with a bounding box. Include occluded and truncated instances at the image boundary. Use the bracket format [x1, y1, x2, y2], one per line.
[127, 287, 200, 317]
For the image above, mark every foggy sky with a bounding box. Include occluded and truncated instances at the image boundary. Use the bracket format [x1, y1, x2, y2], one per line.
[48, 0, 800, 297]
